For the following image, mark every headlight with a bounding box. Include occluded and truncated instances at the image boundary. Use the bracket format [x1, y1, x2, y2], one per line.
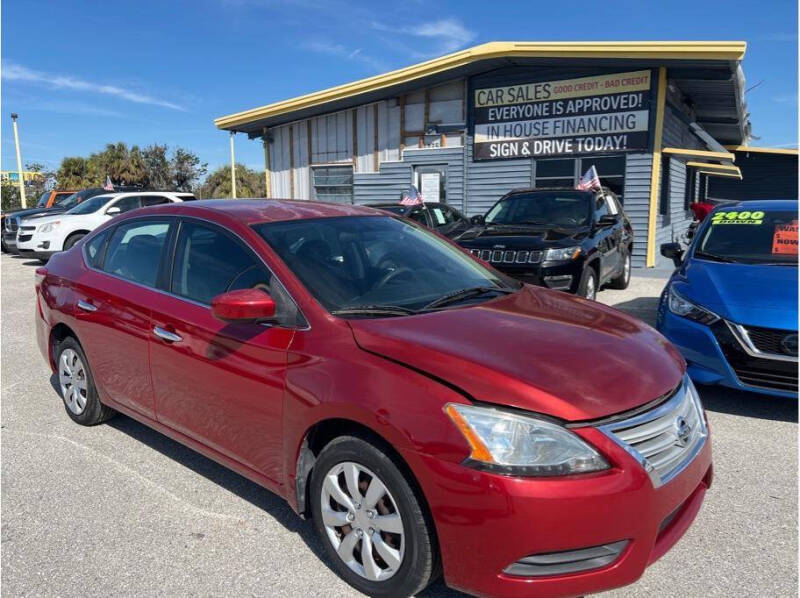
[444, 403, 609, 476]
[667, 285, 719, 324]
[38, 221, 60, 233]
[543, 246, 581, 261]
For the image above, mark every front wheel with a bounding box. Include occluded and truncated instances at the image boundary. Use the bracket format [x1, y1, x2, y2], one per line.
[310, 436, 438, 597]
[63, 233, 86, 250]
[577, 267, 598, 300]
[608, 250, 631, 290]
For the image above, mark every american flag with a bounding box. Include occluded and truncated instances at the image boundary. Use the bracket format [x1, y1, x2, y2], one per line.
[103, 175, 114, 191]
[576, 166, 601, 191]
[399, 185, 424, 206]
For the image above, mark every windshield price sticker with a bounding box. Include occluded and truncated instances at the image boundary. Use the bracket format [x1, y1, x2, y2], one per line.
[711, 211, 765, 225]
[772, 220, 798, 255]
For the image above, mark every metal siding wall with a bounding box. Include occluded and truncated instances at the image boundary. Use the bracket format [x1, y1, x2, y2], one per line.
[293, 121, 310, 199]
[403, 147, 464, 207]
[354, 162, 412, 204]
[464, 133, 531, 216]
[662, 106, 704, 150]
[623, 153, 653, 268]
[356, 105, 375, 173]
[707, 152, 799, 200]
[270, 124, 291, 198]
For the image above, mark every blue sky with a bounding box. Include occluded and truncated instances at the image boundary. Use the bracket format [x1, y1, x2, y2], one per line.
[2, 0, 797, 177]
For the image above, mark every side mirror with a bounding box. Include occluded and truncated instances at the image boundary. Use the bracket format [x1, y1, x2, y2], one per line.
[106, 206, 121, 215]
[661, 242, 684, 267]
[470, 214, 485, 225]
[211, 288, 276, 323]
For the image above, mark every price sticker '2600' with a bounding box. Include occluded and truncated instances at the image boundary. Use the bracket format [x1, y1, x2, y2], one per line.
[711, 210, 765, 225]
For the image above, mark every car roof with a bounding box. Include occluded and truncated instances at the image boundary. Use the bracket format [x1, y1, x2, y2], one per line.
[125, 199, 382, 225]
[720, 199, 798, 211]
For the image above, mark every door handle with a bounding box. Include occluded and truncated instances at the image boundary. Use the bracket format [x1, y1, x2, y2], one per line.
[153, 326, 182, 343]
[77, 300, 97, 312]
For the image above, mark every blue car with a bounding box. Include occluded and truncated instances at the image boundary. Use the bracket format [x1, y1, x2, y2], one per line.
[657, 200, 797, 398]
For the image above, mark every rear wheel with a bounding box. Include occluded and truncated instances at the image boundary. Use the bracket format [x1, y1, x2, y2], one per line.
[577, 266, 598, 300]
[310, 436, 437, 597]
[608, 250, 632, 290]
[56, 337, 115, 425]
[63, 233, 86, 250]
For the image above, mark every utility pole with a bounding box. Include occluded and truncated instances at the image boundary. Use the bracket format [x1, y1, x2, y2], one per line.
[11, 113, 27, 208]
[229, 131, 237, 199]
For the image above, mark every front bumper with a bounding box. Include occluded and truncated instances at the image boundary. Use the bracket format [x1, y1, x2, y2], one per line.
[657, 308, 797, 398]
[486, 259, 582, 292]
[401, 423, 712, 597]
[17, 231, 57, 261]
[3, 230, 18, 253]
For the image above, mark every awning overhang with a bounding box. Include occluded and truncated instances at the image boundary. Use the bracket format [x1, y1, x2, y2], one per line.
[686, 161, 741, 174]
[697, 169, 742, 180]
[724, 145, 799, 156]
[663, 147, 735, 163]
[216, 40, 749, 142]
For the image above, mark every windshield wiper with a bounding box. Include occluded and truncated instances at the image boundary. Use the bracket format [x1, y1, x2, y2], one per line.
[694, 251, 736, 263]
[423, 286, 515, 310]
[331, 305, 417, 318]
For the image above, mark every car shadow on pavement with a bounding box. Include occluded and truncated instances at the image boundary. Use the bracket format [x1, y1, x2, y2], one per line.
[606, 296, 661, 327]
[46, 376, 466, 596]
[697, 383, 798, 423]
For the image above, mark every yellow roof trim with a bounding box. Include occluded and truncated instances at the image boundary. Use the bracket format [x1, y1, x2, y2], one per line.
[697, 170, 742, 180]
[724, 145, 799, 156]
[686, 161, 741, 175]
[215, 40, 747, 130]
[663, 147, 735, 162]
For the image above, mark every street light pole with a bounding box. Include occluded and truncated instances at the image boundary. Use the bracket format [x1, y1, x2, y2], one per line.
[229, 131, 237, 199]
[11, 113, 27, 208]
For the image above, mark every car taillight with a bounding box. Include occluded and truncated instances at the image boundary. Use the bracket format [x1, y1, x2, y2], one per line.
[35, 266, 47, 288]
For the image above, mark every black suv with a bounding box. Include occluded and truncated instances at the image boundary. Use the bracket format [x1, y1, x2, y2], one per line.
[456, 188, 633, 300]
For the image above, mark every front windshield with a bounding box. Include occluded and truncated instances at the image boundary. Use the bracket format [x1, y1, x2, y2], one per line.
[255, 215, 512, 314]
[485, 192, 592, 227]
[66, 195, 111, 215]
[697, 209, 797, 264]
[36, 192, 50, 207]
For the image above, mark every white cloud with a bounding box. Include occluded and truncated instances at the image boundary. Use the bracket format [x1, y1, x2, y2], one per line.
[372, 18, 476, 56]
[773, 94, 798, 104]
[2, 62, 184, 111]
[304, 41, 386, 71]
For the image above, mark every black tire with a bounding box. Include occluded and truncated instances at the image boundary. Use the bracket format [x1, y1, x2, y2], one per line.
[1, 238, 7, 253]
[309, 435, 438, 598]
[577, 266, 598, 300]
[55, 337, 116, 426]
[608, 249, 632, 290]
[63, 233, 86, 250]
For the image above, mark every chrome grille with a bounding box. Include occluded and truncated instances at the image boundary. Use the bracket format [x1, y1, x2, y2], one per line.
[5, 217, 18, 232]
[20, 225, 36, 232]
[742, 324, 796, 357]
[598, 378, 707, 488]
[471, 248, 542, 265]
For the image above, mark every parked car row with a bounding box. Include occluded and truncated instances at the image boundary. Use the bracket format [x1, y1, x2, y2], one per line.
[3, 189, 195, 261]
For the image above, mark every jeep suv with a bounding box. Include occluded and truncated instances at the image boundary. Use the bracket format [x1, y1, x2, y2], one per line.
[457, 188, 634, 300]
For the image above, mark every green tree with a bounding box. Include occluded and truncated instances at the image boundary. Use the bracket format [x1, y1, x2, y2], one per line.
[87, 142, 147, 186]
[56, 156, 92, 189]
[197, 164, 265, 199]
[142, 144, 173, 190]
[172, 148, 207, 192]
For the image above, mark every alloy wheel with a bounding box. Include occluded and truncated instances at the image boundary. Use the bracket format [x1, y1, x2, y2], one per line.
[320, 461, 405, 582]
[623, 254, 631, 283]
[59, 348, 88, 415]
[584, 273, 596, 300]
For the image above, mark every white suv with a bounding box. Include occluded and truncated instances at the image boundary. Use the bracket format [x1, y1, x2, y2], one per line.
[17, 191, 195, 261]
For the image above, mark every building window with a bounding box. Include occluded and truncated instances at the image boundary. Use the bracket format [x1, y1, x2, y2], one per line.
[534, 155, 626, 202]
[534, 158, 574, 189]
[311, 166, 353, 204]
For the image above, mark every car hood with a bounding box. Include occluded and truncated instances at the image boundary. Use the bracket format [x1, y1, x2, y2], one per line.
[8, 207, 67, 221]
[348, 286, 684, 421]
[457, 224, 590, 250]
[21, 213, 63, 227]
[679, 259, 798, 329]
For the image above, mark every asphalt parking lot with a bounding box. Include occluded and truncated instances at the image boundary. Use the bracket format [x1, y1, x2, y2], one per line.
[1, 252, 797, 597]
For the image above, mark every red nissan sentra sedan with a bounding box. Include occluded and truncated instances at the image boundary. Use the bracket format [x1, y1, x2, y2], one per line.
[35, 200, 712, 597]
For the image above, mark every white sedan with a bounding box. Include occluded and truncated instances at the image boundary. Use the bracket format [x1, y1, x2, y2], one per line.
[17, 191, 195, 261]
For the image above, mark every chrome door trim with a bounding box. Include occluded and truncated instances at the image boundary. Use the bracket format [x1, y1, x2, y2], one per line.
[76, 300, 97, 312]
[153, 326, 183, 343]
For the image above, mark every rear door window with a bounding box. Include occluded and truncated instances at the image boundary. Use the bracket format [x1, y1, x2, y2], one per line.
[110, 196, 142, 214]
[170, 221, 271, 305]
[141, 195, 172, 207]
[102, 220, 171, 287]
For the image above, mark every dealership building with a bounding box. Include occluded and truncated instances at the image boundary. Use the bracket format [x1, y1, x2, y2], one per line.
[216, 41, 755, 268]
